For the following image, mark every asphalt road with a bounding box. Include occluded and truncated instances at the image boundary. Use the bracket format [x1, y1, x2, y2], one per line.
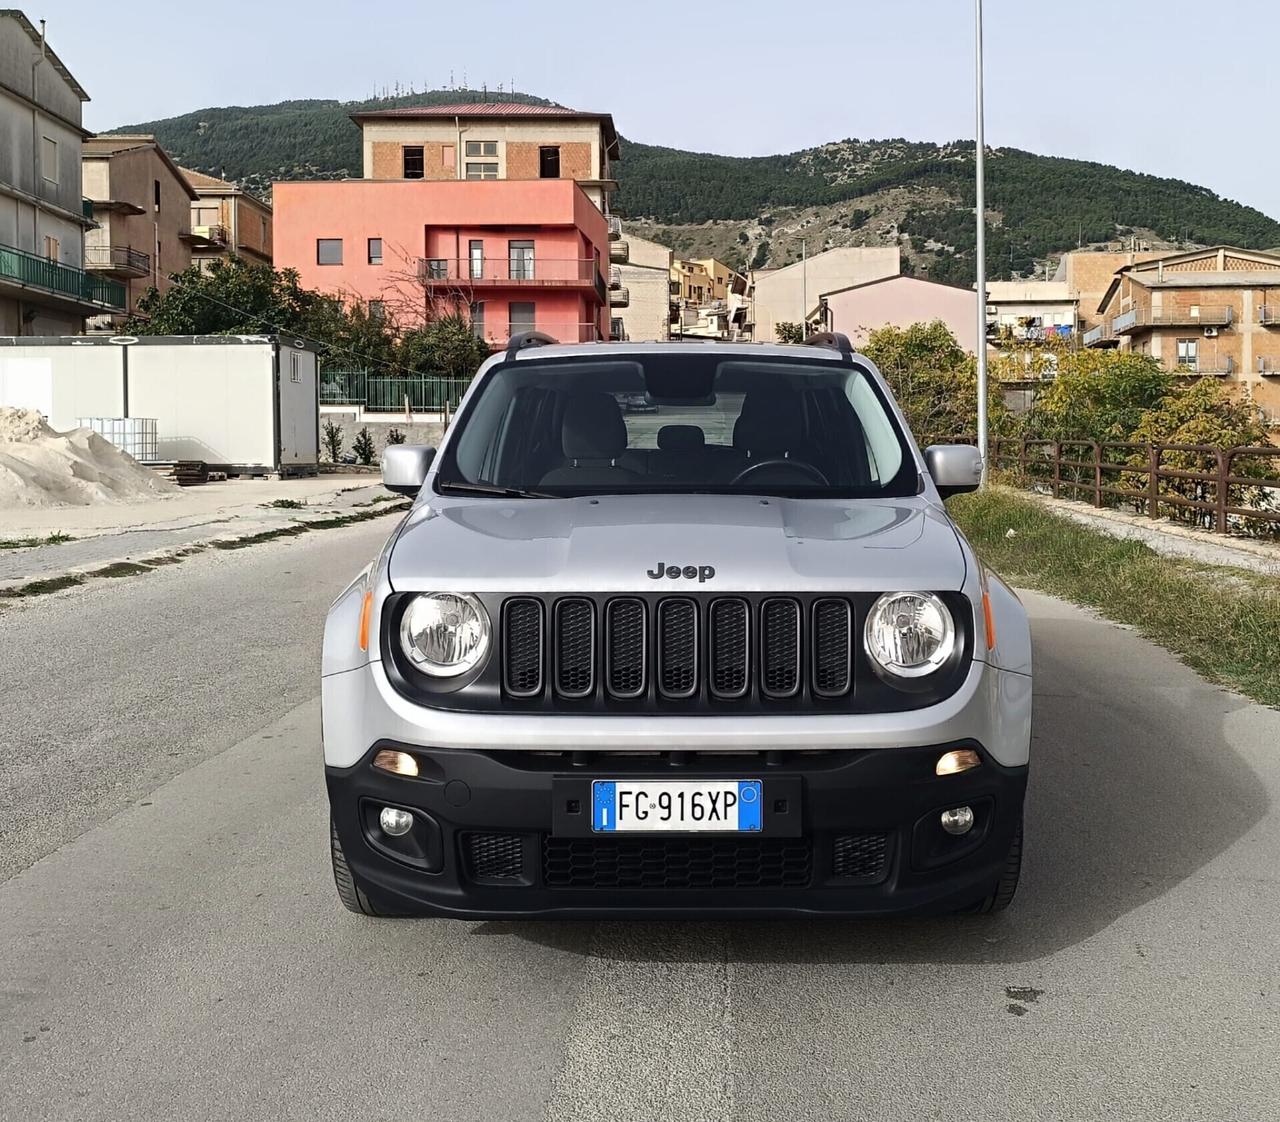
[2, 522, 1278, 1121]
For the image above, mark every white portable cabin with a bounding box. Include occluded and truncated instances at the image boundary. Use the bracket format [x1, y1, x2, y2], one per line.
[0, 335, 319, 473]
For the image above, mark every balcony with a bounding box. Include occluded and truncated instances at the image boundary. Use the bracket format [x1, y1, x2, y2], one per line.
[417, 257, 601, 290]
[986, 319, 1076, 347]
[182, 224, 229, 248]
[1257, 357, 1279, 375]
[0, 243, 126, 312]
[473, 321, 601, 346]
[1116, 305, 1233, 333]
[1082, 322, 1117, 347]
[608, 264, 622, 290]
[1175, 355, 1234, 376]
[609, 286, 630, 308]
[83, 244, 151, 278]
[1260, 306, 1280, 326]
[607, 215, 622, 241]
[610, 240, 629, 264]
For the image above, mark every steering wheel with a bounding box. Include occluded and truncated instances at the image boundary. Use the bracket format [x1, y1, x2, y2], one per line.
[730, 459, 831, 487]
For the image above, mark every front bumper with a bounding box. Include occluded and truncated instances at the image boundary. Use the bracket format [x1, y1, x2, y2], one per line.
[327, 742, 1027, 918]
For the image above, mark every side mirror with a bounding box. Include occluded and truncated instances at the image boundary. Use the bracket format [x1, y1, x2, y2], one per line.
[924, 444, 983, 499]
[382, 445, 435, 496]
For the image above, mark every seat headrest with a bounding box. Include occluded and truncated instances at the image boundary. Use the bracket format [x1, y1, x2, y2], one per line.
[657, 425, 705, 452]
[562, 392, 628, 460]
[733, 391, 805, 454]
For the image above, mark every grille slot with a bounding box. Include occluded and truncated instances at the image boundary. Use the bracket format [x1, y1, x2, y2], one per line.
[605, 598, 646, 698]
[812, 599, 853, 697]
[502, 598, 544, 697]
[462, 832, 526, 882]
[543, 836, 812, 889]
[656, 598, 698, 698]
[760, 598, 802, 698]
[709, 598, 750, 699]
[831, 833, 889, 881]
[554, 598, 595, 698]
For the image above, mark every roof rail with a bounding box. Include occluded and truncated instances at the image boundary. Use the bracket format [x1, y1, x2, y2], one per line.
[504, 331, 559, 362]
[801, 331, 854, 359]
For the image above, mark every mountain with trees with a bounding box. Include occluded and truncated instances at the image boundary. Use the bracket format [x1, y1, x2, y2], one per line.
[111, 90, 1280, 282]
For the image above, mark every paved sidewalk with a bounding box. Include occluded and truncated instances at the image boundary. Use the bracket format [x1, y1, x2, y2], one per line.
[0, 477, 404, 593]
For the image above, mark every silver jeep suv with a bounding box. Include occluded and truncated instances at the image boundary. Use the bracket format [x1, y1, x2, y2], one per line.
[322, 332, 1032, 918]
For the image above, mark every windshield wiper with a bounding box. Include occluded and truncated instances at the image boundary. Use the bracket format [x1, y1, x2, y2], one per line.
[436, 480, 558, 499]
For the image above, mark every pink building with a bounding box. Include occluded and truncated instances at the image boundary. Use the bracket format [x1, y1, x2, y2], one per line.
[273, 178, 609, 345]
[817, 275, 980, 353]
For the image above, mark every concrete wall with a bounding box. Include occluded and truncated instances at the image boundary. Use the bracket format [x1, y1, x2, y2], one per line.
[822, 276, 979, 352]
[320, 412, 446, 462]
[613, 234, 671, 342]
[752, 247, 900, 342]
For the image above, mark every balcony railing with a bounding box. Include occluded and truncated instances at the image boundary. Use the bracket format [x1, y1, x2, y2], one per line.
[185, 224, 229, 246]
[608, 264, 622, 289]
[607, 214, 622, 240]
[609, 286, 630, 308]
[474, 321, 601, 345]
[1176, 355, 1234, 375]
[1082, 322, 1116, 347]
[0, 243, 126, 311]
[1116, 305, 1233, 332]
[610, 240, 629, 264]
[418, 257, 600, 286]
[1259, 357, 1280, 374]
[83, 244, 151, 276]
[1259, 306, 1280, 326]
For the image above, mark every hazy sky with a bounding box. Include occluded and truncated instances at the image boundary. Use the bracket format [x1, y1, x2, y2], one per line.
[43, 0, 1280, 218]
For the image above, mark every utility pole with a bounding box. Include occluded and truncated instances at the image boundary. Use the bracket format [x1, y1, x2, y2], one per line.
[801, 239, 808, 333]
[974, 0, 989, 486]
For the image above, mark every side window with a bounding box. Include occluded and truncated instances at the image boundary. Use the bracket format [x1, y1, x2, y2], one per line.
[844, 373, 902, 484]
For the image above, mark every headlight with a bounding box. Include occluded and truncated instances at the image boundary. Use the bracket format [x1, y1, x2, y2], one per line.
[399, 593, 490, 677]
[864, 592, 956, 679]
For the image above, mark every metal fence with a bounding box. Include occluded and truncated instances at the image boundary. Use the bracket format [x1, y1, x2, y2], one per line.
[319, 369, 473, 413]
[984, 438, 1280, 536]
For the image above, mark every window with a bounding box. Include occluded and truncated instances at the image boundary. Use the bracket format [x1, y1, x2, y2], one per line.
[465, 163, 499, 180]
[442, 144, 456, 171]
[317, 238, 343, 265]
[43, 235, 59, 261]
[539, 146, 561, 179]
[465, 140, 498, 157]
[402, 146, 424, 179]
[369, 300, 385, 324]
[41, 136, 57, 182]
[368, 237, 383, 265]
[194, 206, 219, 226]
[1176, 338, 1198, 369]
[261, 215, 269, 244]
[469, 240, 485, 280]
[509, 302, 536, 333]
[470, 301, 485, 341]
[509, 240, 535, 281]
[154, 179, 161, 211]
[290, 352, 302, 383]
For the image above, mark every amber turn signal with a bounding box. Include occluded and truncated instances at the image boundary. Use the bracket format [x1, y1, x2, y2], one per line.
[358, 589, 374, 652]
[935, 749, 982, 777]
[373, 749, 420, 777]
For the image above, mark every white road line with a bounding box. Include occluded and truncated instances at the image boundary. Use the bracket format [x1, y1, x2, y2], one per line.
[545, 923, 734, 1122]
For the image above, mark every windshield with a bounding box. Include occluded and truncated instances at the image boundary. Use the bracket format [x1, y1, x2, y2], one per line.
[436, 353, 917, 499]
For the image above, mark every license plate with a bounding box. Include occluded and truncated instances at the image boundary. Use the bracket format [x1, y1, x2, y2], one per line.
[591, 780, 762, 833]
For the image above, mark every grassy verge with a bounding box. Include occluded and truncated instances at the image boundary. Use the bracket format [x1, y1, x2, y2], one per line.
[0, 532, 74, 550]
[951, 488, 1280, 707]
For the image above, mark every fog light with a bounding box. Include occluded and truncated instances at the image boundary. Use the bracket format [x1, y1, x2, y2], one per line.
[380, 807, 414, 837]
[373, 749, 419, 777]
[936, 749, 981, 776]
[940, 805, 975, 836]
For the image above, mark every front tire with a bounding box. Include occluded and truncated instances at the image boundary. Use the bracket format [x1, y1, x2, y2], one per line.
[330, 818, 401, 917]
[970, 816, 1023, 914]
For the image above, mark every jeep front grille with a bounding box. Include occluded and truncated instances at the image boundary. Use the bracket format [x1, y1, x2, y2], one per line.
[499, 594, 856, 706]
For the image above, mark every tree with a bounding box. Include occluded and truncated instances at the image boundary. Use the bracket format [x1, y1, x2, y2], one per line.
[860, 320, 1010, 446]
[352, 426, 376, 465]
[386, 427, 407, 445]
[1021, 349, 1173, 443]
[321, 419, 344, 463]
[397, 314, 491, 379]
[775, 321, 805, 344]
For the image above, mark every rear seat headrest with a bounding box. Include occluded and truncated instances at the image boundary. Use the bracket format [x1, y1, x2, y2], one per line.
[656, 425, 705, 452]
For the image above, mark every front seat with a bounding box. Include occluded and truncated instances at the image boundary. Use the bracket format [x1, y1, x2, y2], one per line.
[733, 390, 809, 461]
[540, 392, 641, 487]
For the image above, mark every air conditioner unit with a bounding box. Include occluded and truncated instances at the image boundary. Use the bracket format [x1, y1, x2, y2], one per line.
[1203, 326, 1218, 338]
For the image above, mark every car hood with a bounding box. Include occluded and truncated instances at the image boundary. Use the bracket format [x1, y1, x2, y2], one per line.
[387, 493, 968, 593]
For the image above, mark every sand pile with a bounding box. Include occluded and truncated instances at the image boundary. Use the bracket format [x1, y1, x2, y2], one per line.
[0, 408, 179, 509]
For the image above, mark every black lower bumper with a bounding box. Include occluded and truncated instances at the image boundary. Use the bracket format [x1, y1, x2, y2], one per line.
[326, 743, 1027, 919]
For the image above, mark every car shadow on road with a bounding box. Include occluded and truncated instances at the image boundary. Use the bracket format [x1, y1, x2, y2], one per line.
[483, 614, 1269, 965]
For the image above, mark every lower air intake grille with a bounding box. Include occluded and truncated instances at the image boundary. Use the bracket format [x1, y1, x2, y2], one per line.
[543, 836, 812, 890]
[831, 833, 889, 881]
[461, 832, 526, 882]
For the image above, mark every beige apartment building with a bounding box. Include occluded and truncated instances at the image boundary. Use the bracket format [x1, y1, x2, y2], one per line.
[1056, 248, 1165, 335]
[179, 169, 272, 269]
[350, 102, 620, 213]
[613, 233, 671, 341]
[0, 12, 125, 333]
[1089, 246, 1280, 419]
[82, 135, 196, 325]
[752, 246, 900, 342]
[984, 280, 1078, 348]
